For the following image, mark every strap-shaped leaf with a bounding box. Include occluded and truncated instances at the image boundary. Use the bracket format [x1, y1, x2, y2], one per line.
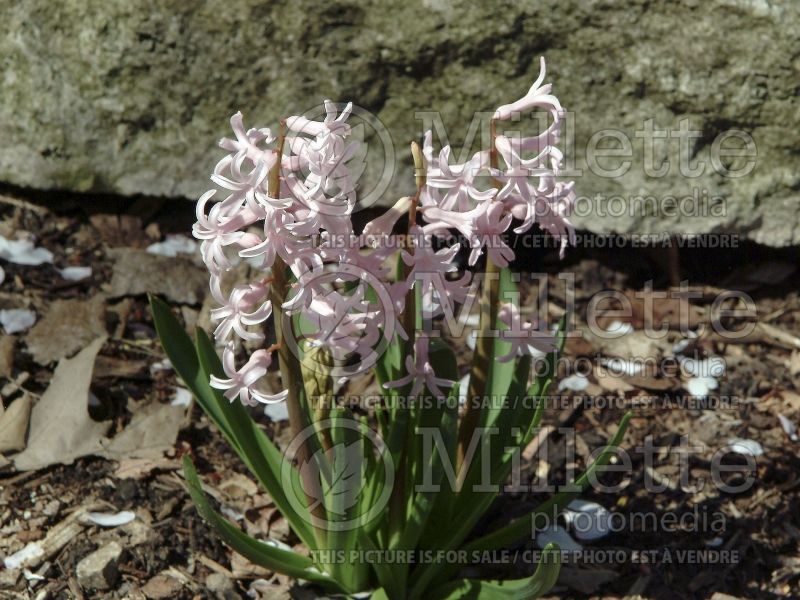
[463, 411, 632, 554]
[149, 295, 237, 445]
[324, 408, 371, 591]
[359, 530, 403, 598]
[194, 327, 318, 549]
[149, 296, 316, 549]
[410, 412, 631, 594]
[428, 543, 560, 600]
[182, 456, 342, 588]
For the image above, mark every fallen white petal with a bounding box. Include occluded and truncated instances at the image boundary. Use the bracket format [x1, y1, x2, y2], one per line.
[23, 569, 45, 582]
[0, 236, 54, 266]
[57, 266, 92, 281]
[0, 308, 37, 334]
[146, 234, 198, 257]
[84, 511, 136, 527]
[686, 376, 719, 397]
[171, 387, 193, 407]
[221, 505, 245, 522]
[605, 320, 633, 335]
[149, 358, 173, 374]
[727, 438, 764, 457]
[671, 330, 698, 355]
[777, 414, 798, 441]
[558, 374, 589, 393]
[3, 542, 44, 570]
[535, 524, 582, 552]
[601, 357, 643, 377]
[563, 500, 613, 541]
[264, 538, 294, 552]
[264, 402, 289, 422]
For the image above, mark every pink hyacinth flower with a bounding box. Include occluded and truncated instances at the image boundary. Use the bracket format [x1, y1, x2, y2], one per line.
[210, 344, 288, 406]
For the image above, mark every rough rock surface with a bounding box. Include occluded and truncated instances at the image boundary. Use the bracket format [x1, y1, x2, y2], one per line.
[1, 1, 798, 245]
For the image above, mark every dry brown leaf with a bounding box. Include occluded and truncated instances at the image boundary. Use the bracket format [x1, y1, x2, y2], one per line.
[13, 338, 110, 471]
[0, 393, 32, 453]
[25, 296, 107, 364]
[114, 456, 181, 479]
[89, 214, 151, 248]
[98, 399, 188, 461]
[106, 248, 207, 304]
[790, 351, 800, 377]
[0, 335, 14, 377]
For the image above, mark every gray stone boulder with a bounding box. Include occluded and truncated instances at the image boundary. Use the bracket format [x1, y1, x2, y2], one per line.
[0, 0, 798, 245]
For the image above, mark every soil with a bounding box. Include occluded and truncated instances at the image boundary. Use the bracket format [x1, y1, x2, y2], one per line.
[0, 187, 798, 599]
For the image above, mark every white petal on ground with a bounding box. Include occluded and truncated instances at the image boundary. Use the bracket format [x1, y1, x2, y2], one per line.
[221, 505, 245, 522]
[23, 568, 45, 581]
[727, 438, 764, 457]
[777, 414, 798, 441]
[563, 500, 613, 541]
[0, 235, 54, 266]
[672, 330, 698, 355]
[171, 387, 193, 407]
[3, 542, 44, 570]
[146, 234, 198, 257]
[264, 538, 294, 552]
[57, 266, 92, 281]
[600, 357, 644, 377]
[149, 359, 173, 374]
[558, 373, 589, 393]
[686, 376, 719, 397]
[0, 308, 36, 334]
[84, 511, 136, 527]
[264, 401, 289, 422]
[535, 524, 582, 552]
[605, 320, 633, 335]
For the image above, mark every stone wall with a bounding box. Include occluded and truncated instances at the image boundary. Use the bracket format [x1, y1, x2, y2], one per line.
[1, 0, 798, 245]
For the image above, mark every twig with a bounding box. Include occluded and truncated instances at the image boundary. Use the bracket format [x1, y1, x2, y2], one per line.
[0, 193, 49, 216]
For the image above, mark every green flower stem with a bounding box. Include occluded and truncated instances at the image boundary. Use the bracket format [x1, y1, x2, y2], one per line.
[268, 124, 327, 547]
[457, 119, 502, 472]
[388, 141, 425, 546]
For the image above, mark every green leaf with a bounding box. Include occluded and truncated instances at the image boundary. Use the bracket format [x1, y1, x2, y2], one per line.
[411, 411, 630, 594]
[463, 411, 633, 554]
[149, 295, 236, 444]
[149, 296, 317, 549]
[428, 543, 560, 600]
[370, 589, 391, 600]
[359, 530, 402, 599]
[194, 328, 318, 549]
[182, 456, 342, 589]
